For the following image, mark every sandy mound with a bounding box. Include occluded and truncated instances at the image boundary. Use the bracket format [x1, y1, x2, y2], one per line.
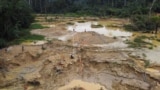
[71, 31, 117, 44]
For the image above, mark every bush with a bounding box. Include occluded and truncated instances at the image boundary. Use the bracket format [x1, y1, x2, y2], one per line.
[127, 36, 153, 48]
[123, 24, 136, 31]
[91, 24, 103, 28]
[157, 39, 160, 42]
[144, 60, 150, 68]
[66, 22, 74, 25]
[130, 15, 159, 33]
[148, 46, 153, 49]
[77, 20, 86, 23]
[0, 39, 7, 48]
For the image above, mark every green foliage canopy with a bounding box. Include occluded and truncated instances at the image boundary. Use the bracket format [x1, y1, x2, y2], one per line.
[0, 0, 34, 48]
[27, 0, 160, 17]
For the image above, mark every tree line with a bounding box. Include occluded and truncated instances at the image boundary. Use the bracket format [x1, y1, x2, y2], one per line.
[27, 0, 160, 33]
[26, 0, 160, 17]
[0, 0, 34, 48]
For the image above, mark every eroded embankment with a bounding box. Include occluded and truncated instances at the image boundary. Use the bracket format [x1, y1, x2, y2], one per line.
[37, 49, 160, 90]
[0, 42, 160, 90]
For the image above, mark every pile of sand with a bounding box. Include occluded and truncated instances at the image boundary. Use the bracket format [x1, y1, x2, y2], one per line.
[72, 31, 117, 45]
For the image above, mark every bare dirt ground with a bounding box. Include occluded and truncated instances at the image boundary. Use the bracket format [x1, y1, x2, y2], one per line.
[0, 16, 160, 90]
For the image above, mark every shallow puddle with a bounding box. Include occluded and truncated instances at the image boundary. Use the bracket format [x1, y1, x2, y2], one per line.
[58, 80, 107, 90]
[67, 22, 132, 37]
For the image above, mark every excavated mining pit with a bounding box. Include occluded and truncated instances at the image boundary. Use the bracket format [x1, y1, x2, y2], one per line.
[0, 17, 160, 90]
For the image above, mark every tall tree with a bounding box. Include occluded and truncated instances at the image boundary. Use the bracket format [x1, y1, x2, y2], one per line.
[149, 0, 157, 17]
[0, 0, 33, 48]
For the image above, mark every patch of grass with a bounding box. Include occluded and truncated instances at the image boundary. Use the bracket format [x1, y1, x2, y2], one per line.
[10, 27, 44, 45]
[134, 37, 145, 44]
[1, 23, 46, 47]
[47, 40, 52, 44]
[123, 24, 135, 31]
[23, 34, 44, 40]
[29, 23, 48, 29]
[142, 53, 146, 58]
[149, 36, 156, 40]
[157, 39, 160, 42]
[126, 41, 141, 48]
[144, 60, 150, 68]
[113, 36, 117, 39]
[11, 34, 44, 45]
[77, 20, 85, 23]
[91, 24, 103, 28]
[126, 36, 153, 48]
[66, 22, 74, 25]
[148, 46, 153, 49]
[64, 13, 82, 17]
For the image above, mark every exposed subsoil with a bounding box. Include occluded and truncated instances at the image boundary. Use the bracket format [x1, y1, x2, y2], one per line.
[0, 17, 160, 90]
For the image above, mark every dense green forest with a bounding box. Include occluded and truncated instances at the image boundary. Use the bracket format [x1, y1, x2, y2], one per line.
[0, 0, 34, 48]
[26, 0, 160, 17]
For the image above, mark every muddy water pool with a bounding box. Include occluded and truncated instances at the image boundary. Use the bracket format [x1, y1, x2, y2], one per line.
[67, 22, 132, 37]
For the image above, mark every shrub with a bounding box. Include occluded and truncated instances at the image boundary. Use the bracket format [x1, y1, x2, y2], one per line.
[144, 60, 150, 68]
[0, 39, 7, 48]
[77, 20, 86, 23]
[66, 22, 74, 25]
[126, 36, 153, 48]
[91, 24, 103, 28]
